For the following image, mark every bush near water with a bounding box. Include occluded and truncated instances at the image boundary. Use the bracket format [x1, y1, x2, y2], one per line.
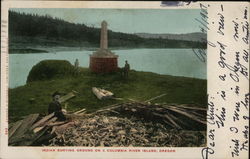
[27, 60, 76, 83]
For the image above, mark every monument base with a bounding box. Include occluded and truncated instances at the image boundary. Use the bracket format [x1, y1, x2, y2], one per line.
[89, 56, 118, 73]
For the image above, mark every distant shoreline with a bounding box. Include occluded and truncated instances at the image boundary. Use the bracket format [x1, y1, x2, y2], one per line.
[9, 47, 207, 54]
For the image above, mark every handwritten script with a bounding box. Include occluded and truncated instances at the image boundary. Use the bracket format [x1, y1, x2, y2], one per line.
[201, 3, 249, 159]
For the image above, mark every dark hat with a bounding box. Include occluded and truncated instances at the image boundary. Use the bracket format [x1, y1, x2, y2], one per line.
[52, 91, 61, 97]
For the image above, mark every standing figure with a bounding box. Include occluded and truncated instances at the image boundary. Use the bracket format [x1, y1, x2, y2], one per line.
[48, 91, 66, 121]
[74, 58, 80, 75]
[74, 58, 79, 68]
[124, 60, 130, 78]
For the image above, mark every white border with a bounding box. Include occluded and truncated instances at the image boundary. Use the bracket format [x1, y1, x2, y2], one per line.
[1, 1, 249, 159]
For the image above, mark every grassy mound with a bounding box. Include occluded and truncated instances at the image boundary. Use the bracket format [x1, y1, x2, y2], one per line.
[9, 68, 207, 122]
[27, 60, 76, 83]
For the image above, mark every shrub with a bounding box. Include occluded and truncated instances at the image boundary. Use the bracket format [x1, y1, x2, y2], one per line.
[27, 60, 75, 83]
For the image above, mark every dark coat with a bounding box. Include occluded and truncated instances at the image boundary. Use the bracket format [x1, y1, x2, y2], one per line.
[48, 101, 66, 121]
[125, 63, 130, 71]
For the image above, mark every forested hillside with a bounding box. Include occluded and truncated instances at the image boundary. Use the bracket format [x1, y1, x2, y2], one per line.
[9, 11, 207, 49]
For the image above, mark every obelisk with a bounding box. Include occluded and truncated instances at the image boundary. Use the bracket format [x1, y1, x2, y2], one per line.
[100, 21, 108, 50]
[89, 20, 118, 73]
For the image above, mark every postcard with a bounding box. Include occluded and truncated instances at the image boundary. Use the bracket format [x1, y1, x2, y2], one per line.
[0, 1, 249, 159]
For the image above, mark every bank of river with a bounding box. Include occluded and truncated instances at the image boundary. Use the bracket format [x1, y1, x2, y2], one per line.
[9, 48, 206, 88]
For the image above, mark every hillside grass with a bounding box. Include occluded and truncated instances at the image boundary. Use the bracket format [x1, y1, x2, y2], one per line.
[9, 68, 207, 123]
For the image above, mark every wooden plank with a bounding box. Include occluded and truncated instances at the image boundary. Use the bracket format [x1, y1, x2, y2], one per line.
[163, 119, 175, 128]
[9, 114, 40, 143]
[8, 122, 15, 130]
[190, 111, 206, 119]
[13, 114, 39, 135]
[169, 106, 206, 120]
[151, 112, 175, 128]
[76, 112, 86, 116]
[166, 107, 206, 125]
[173, 105, 207, 111]
[166, 111, 181, 122]
[58, 92, 76, 103]
[167, 111, 191, 128]
[33, 117, 57, 133]
[30, 113, 54, 130]
[112, 97, 124, 101]
[19, 127, 51, 146]
[161, 104, 206, 112]
[31, 127, 51, 145]
[45, 117, 57, 125]
[94, 103, 124, 114]
[47, 121, 67, 127]
[164, 112, 182, 129]
[33, 126, 45, 133]
[73, 108, 86, 114]
[109, 110, 120, 114]
[9, 120, 24, 139]
[145, 93, 167, 102]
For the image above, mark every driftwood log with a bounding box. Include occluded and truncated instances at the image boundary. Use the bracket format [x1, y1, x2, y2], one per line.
[92, 87, 114, 100]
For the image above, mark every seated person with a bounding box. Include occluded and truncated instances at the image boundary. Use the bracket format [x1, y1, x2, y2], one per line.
[48, 91, 66, 121]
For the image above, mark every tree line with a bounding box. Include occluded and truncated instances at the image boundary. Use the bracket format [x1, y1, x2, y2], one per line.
[9, 11, 206, 48]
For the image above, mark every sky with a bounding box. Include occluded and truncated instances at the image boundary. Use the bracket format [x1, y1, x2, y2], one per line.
[11, 8, 202, 34]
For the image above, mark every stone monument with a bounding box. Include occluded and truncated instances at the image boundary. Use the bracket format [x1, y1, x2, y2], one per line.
[89, 21, 118, 73]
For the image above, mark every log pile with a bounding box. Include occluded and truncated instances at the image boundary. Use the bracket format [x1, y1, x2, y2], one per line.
[104, 102, 207, 130]
[9, 102, 207, 147]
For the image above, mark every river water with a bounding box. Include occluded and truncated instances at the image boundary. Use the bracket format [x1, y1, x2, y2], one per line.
[9, 48, 206, 88]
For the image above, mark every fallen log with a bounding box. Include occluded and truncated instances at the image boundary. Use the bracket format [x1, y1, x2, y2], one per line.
[92, 87, 114, 100]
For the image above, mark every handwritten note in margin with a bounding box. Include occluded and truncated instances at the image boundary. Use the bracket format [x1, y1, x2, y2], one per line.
[205, 2, 249, 159]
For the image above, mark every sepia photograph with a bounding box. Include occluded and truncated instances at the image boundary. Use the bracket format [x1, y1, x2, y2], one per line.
[8, 8, 207, 147]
